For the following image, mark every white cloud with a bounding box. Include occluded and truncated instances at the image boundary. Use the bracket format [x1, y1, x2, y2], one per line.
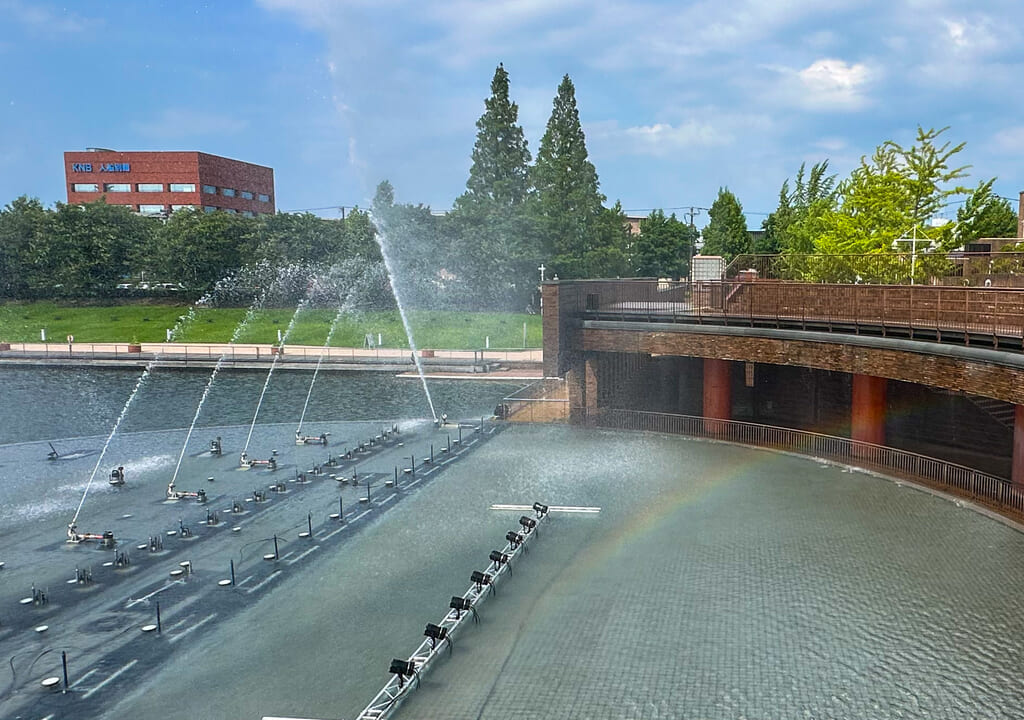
[796, 58, 872, 110]
[589, 113, 773, 159]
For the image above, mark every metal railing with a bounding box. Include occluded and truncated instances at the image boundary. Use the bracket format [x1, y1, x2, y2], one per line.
[557, 279, 1024, 348]
[584, 407, 1024, 519]
[725, 251, 1024, 287]
[0, 342, 543, 365]
[500, 378, 569, 423]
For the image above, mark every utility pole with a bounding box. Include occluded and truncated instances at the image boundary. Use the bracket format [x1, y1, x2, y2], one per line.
[682, 207, 707, 282]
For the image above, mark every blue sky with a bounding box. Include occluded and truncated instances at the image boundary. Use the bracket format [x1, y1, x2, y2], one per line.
[2, 0, 1023, 227]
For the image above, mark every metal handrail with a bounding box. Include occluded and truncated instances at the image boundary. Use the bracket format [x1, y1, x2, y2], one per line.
[581, 408, 1024, 518]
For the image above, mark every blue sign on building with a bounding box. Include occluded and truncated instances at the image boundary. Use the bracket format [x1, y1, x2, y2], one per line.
[71, 163, 92, 172]
[99, 163, 131, 172]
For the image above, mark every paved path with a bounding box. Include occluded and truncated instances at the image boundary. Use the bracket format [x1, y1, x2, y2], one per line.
[0, 342, 543, 372]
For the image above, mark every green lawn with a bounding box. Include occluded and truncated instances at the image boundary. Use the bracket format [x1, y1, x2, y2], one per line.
[0, 302, 543, 349]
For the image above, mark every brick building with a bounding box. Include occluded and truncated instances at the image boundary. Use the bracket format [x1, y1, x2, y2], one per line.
[64, 149, 275, 217]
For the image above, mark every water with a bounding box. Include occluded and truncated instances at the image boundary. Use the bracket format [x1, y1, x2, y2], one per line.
[170, 299, 264, 485]
[71, 306, 199, 526]
[297, 304, 348, 435]
[0, 366, 523, 530]
[374, 223, 437, 422]
[242, 295, 313, 454]
[92, 424, 1024, 720]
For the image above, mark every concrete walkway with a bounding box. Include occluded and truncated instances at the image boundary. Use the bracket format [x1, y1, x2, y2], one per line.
[0, 342, 542, 373]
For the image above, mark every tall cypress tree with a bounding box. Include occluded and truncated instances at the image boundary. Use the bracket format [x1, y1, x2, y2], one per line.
[450, 64, 538, 310]
[456, 63, 531, 212]
[533, 74, 616, 278]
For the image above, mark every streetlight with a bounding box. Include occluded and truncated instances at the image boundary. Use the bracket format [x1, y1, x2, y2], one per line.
[892, 226, 934, 285]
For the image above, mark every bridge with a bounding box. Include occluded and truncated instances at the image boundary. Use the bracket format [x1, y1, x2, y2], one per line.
[540, 262, 1024, 515]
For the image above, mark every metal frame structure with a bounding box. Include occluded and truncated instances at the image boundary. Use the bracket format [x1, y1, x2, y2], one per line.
[356, 502, 550, 720]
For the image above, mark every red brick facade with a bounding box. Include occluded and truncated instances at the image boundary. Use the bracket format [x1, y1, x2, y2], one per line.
[64, 150, 274, 216]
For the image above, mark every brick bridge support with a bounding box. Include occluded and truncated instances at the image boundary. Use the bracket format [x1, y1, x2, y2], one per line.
[703, 358, 731, 421]
[851, 374, 886, 446]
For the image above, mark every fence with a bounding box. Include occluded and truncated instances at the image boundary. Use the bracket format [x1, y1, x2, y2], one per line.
[0, 343, 543, 366]
[559, 279, 1024, 347]
[502, 378, 569, 423]
[584, 407, 1024, 520]
[725, 251, 1024, 287]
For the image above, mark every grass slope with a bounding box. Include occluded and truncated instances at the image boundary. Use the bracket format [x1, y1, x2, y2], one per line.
[0, 302, 542, 349]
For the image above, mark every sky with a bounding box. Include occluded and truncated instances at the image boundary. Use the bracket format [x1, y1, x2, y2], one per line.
[2, 0, 1023, 227]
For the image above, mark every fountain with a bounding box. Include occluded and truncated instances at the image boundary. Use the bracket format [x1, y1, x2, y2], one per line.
[371, 213, 437, 423]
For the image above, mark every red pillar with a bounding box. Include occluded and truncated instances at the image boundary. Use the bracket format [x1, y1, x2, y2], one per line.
[703, 358, 731, 421]
[1012, 405, 1024, 487]
[851, 374, 886, 446]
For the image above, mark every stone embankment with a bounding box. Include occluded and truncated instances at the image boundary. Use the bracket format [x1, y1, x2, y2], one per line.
[0, 342, 543, 379]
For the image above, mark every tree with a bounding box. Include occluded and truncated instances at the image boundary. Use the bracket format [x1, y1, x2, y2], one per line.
[0, 196, 48, 297]
[534, 74, 623, 278]
[815, 127, 971, 258]
[41, 199, 156, 297]
[632, 209, 697, 278]
[761, 161, 837, 255]
[153, 208, 257, 292]
[951, 179, 1018, 249]
[447, 64, 539, 309]
[456, 64, 532, 212]
[701, 188, 749, 261]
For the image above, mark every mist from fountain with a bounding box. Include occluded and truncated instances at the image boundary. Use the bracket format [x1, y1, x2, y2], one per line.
[242, 293, 315, 454]
[373, 221, 437, 422]
[168, 293, 267, 486]
[296, 299, 350, 436]
[70, 305, 201, 526]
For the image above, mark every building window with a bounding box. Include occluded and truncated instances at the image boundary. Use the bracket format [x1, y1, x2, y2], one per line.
[202, 185, 217, 194]
[221, 188, 236, 197]
[223, 208, 237, 214]
[137, 183, 163, 192]
[170, 204, 196, 212]
[240, 190, 254, 200]
[104, 183, 131, 192]
[72, 183, 99, 192]
[139, 204, 165, 215]
[203, 206, 217, 213]
[258, 193, 270, 203]
[169, 183, 196, 193]
[241, 210, 254, 217]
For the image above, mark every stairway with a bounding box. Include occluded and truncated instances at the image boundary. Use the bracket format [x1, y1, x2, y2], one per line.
[966, 394, 1017, 429]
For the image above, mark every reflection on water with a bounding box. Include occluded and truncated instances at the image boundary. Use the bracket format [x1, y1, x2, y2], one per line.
[0, 366, 520, 444]
[0, 366, 523, 530]
[107, 425, 1024, 720]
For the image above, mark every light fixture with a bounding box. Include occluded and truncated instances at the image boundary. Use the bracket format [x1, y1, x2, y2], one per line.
[424, 623, 448, 649]
[506, 531, 523, 548]
[489, 550, 509, 565]
[450, 595, 472, 619]
[389, 658, 416, 688]
[532, 502, 549, 516]
[470, 570, 492, 590]
[519, 515, 537, 531]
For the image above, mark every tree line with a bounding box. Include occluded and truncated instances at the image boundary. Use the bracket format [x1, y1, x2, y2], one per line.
[0, 198, 384, 305]
[1, 67, 1018, 307]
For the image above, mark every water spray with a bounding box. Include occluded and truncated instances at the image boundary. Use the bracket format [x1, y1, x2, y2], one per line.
[243, 291, 316, 455]
[297, 300, 351, 437]
[70, 305, 201, 529]
[371, 214, 437, 422]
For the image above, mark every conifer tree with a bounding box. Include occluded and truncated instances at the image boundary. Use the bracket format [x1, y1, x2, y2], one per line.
[450, 64, 538, 309]
[456, 63, 531, 211]
[534, 74, 622, 278]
